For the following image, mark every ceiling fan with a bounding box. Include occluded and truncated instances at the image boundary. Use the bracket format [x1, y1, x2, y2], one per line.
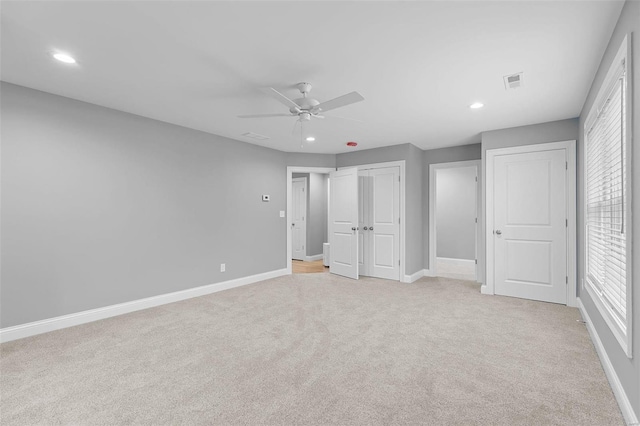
[238, 82, 364, 123]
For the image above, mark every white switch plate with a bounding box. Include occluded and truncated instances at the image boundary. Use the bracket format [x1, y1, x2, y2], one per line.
[220, 263, 226, 272]
[279, 210, 285, 218]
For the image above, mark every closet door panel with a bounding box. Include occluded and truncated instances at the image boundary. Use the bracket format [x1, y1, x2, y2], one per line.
[357, 172, 369, 276]
[369, 167, 400, 280]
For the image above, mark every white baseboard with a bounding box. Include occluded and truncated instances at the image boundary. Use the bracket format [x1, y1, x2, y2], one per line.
[403, 269, 425, 283]
[403, 269, 436, 283]
[423, 268, 435, 277]
[577, 298, 639, 425]
[480, 285, 493, 295]
[436, 257, 476, 281]
[304, 254, 323, 262]
[436, 257, 476, 266]
[0, 268, 289, 344]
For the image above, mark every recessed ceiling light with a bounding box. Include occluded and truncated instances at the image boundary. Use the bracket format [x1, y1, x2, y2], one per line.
[305, 136, 316, 142]
[53, 53, 76, 64]
[469, 102, 484, 109]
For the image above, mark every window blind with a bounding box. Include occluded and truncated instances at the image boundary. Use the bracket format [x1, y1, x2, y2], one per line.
[585, 62, 627, 328]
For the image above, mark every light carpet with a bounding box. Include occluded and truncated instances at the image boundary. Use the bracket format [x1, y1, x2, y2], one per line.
[0, 274, 624, 425]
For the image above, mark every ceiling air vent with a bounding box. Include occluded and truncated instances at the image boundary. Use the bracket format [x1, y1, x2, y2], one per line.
[503, 72, 524, 90]
[242, 132, 270, 141]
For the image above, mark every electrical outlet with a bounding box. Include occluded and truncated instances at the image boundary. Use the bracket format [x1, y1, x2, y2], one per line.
[280, 210, 285, 218]
[220, 263, 226, 272]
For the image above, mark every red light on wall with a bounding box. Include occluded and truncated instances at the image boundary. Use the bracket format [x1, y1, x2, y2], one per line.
[346, 141, 358, 147]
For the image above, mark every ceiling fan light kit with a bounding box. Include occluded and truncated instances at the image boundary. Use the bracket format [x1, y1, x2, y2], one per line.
[239, 82, 364, 125]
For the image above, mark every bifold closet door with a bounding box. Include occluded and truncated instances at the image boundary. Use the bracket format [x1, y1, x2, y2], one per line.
[359, 166, 400, 280]
[358, 171, 371, 276]
[329, 168, 359, 279]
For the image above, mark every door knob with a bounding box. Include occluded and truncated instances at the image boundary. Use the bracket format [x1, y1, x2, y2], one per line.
[364, 226, 368, 230]
[292, 223, 295, 227]
[352, 227, 357, 231]
[495, 230, 502, 235]
[369, 227, 373, 231]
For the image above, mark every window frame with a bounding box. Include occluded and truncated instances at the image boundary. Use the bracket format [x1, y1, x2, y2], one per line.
[583, 35, 633, 358]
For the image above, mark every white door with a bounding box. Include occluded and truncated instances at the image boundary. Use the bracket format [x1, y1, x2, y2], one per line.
[291, 178, 307, 261]
[329, 168, 359, 279]
[357, 167, 400, 280]
[358, 171, 370, 276]
[368, 167, 400, 280]
[493, 149, 567, 304]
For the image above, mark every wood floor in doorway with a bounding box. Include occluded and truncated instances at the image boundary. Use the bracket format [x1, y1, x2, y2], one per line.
[292, 259, 328, 274]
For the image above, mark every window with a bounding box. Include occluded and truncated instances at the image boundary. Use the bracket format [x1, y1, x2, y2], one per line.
[584, 36, 632, 357]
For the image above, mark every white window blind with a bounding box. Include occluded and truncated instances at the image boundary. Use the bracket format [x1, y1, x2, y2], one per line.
[585, 60, 627, 331]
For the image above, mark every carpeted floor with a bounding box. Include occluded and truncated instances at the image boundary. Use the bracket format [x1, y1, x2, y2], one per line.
[0, 274, 624, 425]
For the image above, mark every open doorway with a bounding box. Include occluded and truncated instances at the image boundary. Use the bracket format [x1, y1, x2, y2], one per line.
[287, 167, 334, 274]
[429, 160, 480, 281]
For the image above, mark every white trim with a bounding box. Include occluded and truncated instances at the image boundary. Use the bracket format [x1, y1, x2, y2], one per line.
[484, 140, 577, 307]
[429, 160, 481, 283]
[578, 298, 639, 426]
[403, 269, 425, 283]
[304, 254, 323, 262]
[436, 256, 476, 263]
[436, 257, 476, 281]
[338, 160, 406, 281]
[582, 35, 633, 358]
[584, 36, 629, 133]
[286, 167, 335, 274]
[423, 268, 435, 277]
[403, 268, 439, 283]
[0, 268, 288, 343]
[567, 141, 578, 308]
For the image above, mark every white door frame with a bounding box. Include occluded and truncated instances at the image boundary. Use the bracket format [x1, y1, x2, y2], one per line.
[338, 160, 406, 282]
[429, 160, 481, 281]
[287, 167, 334, 274]
[484, 140, 577, 307]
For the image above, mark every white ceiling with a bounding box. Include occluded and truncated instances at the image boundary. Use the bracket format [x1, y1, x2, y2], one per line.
[1, 1, 624, 154]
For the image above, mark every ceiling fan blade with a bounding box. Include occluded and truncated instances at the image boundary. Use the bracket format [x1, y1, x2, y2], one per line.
[237, 113, 294, 118]
[313, 91, 364, 113]
[311, 114, 325, 119]
[262, 87, 301, 111]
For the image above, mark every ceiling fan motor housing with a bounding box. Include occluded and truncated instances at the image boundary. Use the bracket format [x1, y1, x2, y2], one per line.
[289, 97, 320, 115]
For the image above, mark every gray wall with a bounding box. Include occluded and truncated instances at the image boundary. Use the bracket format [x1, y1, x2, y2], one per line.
[482, 119, 579, 152]
[336, 144, 423, 275]
[291, 172, 328, 257]
[286, 152, 336, 168]
[422, 144, 481, 271]
[577, 0, 639, 418]
[1, 83, 287, 328]
[436, 166, 476, 260]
